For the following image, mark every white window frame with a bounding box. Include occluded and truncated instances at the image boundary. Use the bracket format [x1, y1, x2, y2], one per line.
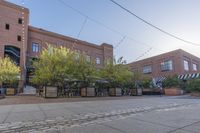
[161, 60, 173, 71]
[32, 42, 39, 53]
[193, 63, 197, 71]
[143, 65, 152, 74]
[86, 55, 91, 62]
[96, 57, 101, 65]
[184, 60, 189, 71]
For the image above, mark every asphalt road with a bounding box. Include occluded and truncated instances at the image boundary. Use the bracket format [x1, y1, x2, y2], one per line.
[0, 96, 200, 133]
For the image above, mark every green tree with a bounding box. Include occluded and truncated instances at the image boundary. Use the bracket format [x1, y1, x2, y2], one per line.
[100, 57, 133, 88]
[0, 57, 20, 86]
[74, 53, 98, 88]
[32, 45, 77, 87]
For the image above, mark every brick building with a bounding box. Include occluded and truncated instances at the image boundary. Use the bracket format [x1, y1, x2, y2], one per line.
[0, 0, 113, 89]
[128, 49, 200, 83]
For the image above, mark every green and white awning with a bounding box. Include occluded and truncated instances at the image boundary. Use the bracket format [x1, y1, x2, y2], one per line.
[178, 73, 200, 80]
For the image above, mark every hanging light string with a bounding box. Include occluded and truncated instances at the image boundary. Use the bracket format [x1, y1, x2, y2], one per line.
[134, 47, 153, 61]
[77, 17, 88, 38]
[57, 0, 166, 55]
[21, 0, 26, 82]
[114, 36, 126, 49]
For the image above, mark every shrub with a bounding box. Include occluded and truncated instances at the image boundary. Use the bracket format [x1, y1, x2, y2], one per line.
[141, 79, 152, 89]
[162, 76, 180, 88]
[187, 79, 200, 92]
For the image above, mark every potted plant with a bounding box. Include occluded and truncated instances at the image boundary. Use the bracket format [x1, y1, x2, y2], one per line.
[163, 76, 183, 96]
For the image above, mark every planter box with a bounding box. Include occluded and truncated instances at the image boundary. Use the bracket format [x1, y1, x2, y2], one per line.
[137, 88, 142, 96]
[164, 87, 183, 96]
[109, 88, 122, 96]
[81, 87, 95, 97]
[6, 88, 16, 96]
[142, 88, 160, 95]
[190, 93, 200, 97]
[130, 89, 137, 96]
[43, 86, 58, 98]
[0, 88, 6, 95]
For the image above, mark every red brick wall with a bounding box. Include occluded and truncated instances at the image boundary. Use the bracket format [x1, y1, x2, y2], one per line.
[0, 0, 29, 88]
[27, 26, 113, 68]
[128, 49, 200, 78]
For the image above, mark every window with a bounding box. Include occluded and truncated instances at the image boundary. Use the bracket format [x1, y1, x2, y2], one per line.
[96, 57, 101, 64]
[193, 63, 197, 71]
[32, 43, 39, 53]
[184, 60, 189, 71]
[75, 50, 81, 60]
[86, 55, 91, 62]
[5, 24, 10, 30]
[18, 18, 22, 24]
[17, 35, 21, 41]
[143, 65, 152, 74]
[161, 60, 173, 71]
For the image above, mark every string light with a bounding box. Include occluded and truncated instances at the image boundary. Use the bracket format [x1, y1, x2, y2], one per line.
[21, 0, 26, 86]
[134, 47, 153, 61]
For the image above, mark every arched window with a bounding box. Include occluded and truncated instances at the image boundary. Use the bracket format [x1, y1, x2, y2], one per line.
[4, 45, 20, 66]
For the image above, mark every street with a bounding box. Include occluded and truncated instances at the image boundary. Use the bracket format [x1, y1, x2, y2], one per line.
[0, 96, 200, 133]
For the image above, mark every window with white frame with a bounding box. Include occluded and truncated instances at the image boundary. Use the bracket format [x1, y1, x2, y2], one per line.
[75, 50, 81, 60]
[184, 60, 189, 71]
[143, 65, 152, 74]
[193, 63, 197, 71]
[96, 57, 101, 64]
[161, 60, 173, 71]
[86, 55, 91, 62]
[32, 42, 39, 53]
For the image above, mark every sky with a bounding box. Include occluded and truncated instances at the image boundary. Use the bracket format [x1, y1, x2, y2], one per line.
[7, 0, 200, 63]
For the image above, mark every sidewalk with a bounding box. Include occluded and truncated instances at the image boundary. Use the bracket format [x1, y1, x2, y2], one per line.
[0, 95, 196, 106]
[0, 95, 144, 106]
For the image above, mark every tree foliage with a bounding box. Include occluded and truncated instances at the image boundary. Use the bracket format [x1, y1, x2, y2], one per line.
[32, 46, 137, 91]
[0, 57, 20, 84]
[187, 79, 200, 92]
[100, 57, 133, 88]
[33, 45, 76, 85]
[32, 45, 97, 88]
[74, 54, 97, 87]
[162, 75, 180, 88]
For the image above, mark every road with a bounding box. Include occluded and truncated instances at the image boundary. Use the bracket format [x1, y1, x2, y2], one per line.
[0, 96, 200, 133]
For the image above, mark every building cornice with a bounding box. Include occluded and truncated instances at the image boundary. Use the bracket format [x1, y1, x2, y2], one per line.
[28, 26, 112, 50]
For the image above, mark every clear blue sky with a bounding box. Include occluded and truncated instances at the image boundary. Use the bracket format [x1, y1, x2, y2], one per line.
[8, 0, 200, 63]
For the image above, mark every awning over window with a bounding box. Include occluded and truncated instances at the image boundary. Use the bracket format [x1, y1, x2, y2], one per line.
[153, 76, 166, 85]
[178, 73, 200, 80]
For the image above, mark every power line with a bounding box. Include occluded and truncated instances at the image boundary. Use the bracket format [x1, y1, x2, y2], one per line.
[109, 0, 200, 47]
[56, 0, 158, 50]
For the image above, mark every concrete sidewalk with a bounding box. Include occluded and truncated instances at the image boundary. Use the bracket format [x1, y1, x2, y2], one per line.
[0, 96, 145, 106]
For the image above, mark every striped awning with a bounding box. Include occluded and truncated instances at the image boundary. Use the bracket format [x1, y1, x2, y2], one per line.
[153, 76, 166, 84]
[178, 73, 200, 80]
